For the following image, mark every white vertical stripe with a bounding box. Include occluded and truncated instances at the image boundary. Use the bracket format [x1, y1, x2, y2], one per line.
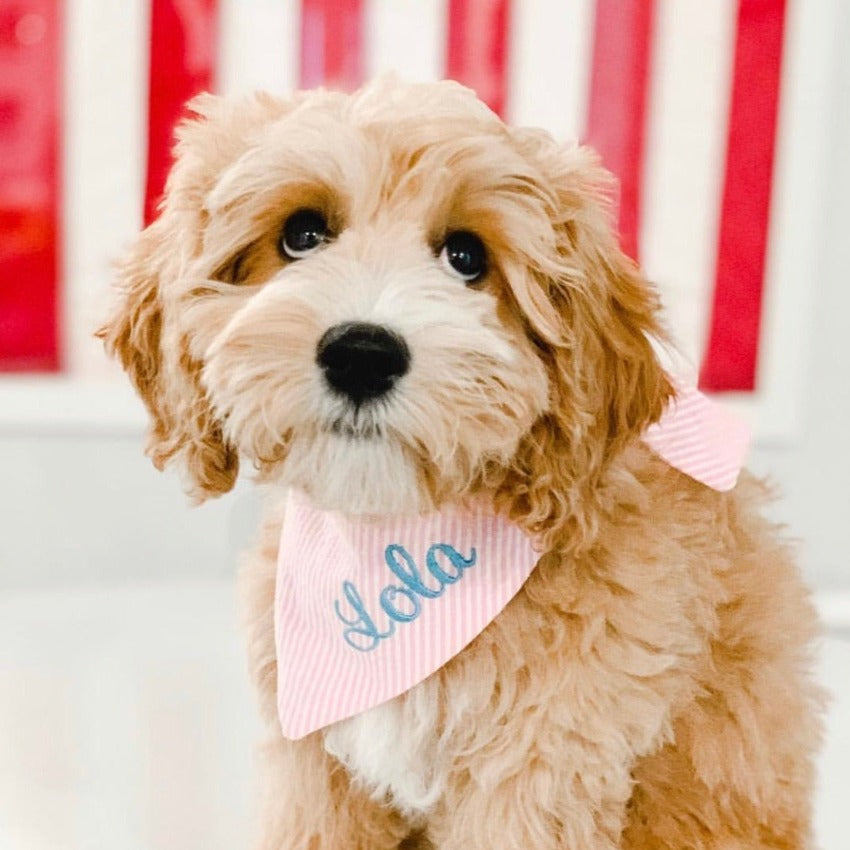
[436, 515, 449, 670]
[640, 0, 737, 369]
[219, 0, 300, 98]
[462, 514, 475, 654]
[63, 0, 149, 378]
[364, 0, 446, 83]
[413, 512, 428, 684]
[506, 0, 595, 141]
[403, 521, 415, 690]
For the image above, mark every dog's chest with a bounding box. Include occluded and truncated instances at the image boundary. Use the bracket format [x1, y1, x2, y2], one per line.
[322, 693, 444, 815]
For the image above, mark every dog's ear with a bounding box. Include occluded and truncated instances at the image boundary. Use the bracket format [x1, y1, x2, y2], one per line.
[98, 216, 239, 501]
[98, 92, 290, 500]
[544, 143, 674, 451]
[499, 132, 674, 542]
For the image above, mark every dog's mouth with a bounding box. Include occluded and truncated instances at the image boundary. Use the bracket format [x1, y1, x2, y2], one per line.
[326, 418, 383, 440]
[322, 404, 387, 440]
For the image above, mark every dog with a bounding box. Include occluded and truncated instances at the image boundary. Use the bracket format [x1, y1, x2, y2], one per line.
[100, 78, 821, 849]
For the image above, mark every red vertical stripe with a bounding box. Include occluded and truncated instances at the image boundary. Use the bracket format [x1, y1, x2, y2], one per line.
[299, 0, 364, 91]
[0, 0, 62, 372]
[699, 0, 786, 392]
[584, 0, 656, 261]
[446, 0, 510, 117]
[144, 0, 218, 225]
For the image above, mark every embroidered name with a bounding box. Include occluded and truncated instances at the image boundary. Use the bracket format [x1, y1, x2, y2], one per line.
[333, 543, 477, 651]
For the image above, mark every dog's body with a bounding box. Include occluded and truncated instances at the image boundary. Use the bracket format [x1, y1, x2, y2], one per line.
[101, 79, 821, 848]
[240, 453, 819, 850]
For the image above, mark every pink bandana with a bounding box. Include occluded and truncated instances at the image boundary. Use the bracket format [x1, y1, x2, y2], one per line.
[275, 387, 749, 739]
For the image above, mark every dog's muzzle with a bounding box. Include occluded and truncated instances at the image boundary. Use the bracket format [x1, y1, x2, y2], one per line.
[317, 322, 410, 404]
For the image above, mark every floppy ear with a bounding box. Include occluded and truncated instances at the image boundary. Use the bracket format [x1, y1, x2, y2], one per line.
[98, 92, 290, 499]
[498, 134, 674, 544]
[97, 215, 239, 500]
[546, 147, 674, 452]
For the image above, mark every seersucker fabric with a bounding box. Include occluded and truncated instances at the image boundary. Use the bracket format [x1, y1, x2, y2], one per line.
[274, 385, 749, 739]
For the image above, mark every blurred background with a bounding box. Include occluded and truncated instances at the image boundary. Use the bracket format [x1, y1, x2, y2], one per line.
[0, 0, 847, 848]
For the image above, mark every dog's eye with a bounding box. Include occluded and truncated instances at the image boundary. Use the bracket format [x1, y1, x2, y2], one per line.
[439, 231, 487, 283]
[279, 209, 330, 259]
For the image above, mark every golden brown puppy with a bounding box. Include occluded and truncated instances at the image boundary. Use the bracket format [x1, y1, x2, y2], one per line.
[100, 78, 821, 849]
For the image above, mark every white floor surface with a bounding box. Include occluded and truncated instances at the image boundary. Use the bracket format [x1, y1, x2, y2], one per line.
[0, 580, 846, 850]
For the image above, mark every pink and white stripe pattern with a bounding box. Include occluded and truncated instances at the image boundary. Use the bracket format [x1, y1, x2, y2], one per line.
[644, 384, 751, 492]
[275, 491, 540, 739]
[275, 386, 748, 739]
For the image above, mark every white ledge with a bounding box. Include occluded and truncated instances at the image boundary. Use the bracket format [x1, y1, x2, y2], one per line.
[0, 376, 147, 435]
[817, 592, 850, 632]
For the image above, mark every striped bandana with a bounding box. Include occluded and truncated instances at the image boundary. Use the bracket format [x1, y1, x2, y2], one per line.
[274, 386, 749, 739]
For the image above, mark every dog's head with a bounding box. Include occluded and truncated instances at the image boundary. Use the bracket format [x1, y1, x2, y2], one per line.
[100, 78, 672, 537]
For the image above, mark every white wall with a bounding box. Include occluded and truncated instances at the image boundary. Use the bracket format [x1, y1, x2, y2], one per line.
[0, 429, 261, 587]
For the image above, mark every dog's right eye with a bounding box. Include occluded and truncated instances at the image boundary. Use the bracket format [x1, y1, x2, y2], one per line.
[279, 209, 330, 259]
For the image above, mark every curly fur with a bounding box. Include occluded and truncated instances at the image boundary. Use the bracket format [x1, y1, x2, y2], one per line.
[100, 77, 821, 849]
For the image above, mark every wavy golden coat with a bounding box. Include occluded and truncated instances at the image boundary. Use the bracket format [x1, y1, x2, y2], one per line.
[100, 78, 821, 849]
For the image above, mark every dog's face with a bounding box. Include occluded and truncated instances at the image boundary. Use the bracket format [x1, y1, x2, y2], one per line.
[101, 79, 671, 524]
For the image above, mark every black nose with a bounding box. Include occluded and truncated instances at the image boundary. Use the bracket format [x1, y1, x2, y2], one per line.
[316, 322, 410, 403]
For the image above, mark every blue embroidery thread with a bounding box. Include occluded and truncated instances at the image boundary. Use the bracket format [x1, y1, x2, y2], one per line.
[333, 542, 478, 652]
[334, 580, 395, 651]
[427, 543, 477, 584]
[385, 544, 443, 598]
[379, 585, 421, 622]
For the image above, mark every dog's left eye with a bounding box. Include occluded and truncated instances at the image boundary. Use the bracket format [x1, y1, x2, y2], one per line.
[279, 209, 330, 259]
[439, 231, 487, 283]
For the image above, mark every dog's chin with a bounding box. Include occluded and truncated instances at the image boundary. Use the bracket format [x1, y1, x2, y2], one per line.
[277, 430, 431, 517]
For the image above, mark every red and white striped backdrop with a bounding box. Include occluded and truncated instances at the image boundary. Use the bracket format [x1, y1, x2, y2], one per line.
[0, 0, 834, 438]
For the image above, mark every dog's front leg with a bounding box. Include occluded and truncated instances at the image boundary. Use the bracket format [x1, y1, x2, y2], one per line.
[240, 509, 412, 850]
[420, 588, 682, 849]
[424, 736, 637, 850]
[251, 730, 411, 850]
